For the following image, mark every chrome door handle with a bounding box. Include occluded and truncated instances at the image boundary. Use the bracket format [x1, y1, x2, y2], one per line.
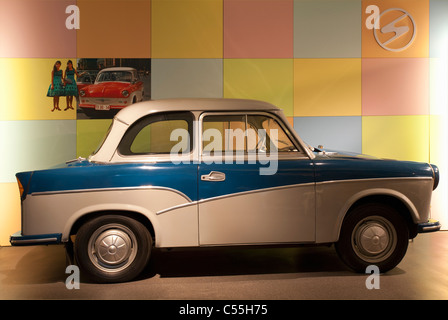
[201, 171, 226, 182]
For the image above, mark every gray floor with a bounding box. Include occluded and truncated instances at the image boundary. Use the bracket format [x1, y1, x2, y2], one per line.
[0, 231, 447, 300]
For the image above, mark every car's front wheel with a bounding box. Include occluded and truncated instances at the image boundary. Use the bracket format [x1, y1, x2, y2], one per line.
[74, 215, 152, 283]
[335, 203, 409, 273]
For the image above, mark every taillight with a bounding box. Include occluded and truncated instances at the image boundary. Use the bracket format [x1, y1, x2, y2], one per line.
[17, 177, 24, 198]
[16, 171, 32, 200]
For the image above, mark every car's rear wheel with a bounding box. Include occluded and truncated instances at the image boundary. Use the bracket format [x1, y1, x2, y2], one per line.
[335, 203, 409, 273]
[74, 215, 152, 283]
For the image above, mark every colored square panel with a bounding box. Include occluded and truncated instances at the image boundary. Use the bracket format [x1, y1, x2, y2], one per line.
[429, 114, 448, 229]
[430, 0, 448, 58]
[0, 183, 21, 245]
[77, 0, 151, 58]
[294, 0, 361, 58]
[0, 0, 76, 58]
[223, 59, 294, 116]
[151, 59, 223, 100]
[430, 57, 448, 116]
[294, 59, 361, 117]
[430, 115, 448, 165]
[223, 0, 293, 58]
[151, 0, 223, 58]
[0, 120, 77, 183]
[361, 0, 429, 58]
[362, 58, 429, 116]
[362, 115, 429, 163]
[294, 116, 362, 153]
[0, 58, 78, 120]
[77, 119, 113, 158]
[0, 59, 77, 121]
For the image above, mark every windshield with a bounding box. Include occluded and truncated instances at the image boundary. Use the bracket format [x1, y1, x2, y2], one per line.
[96, 71, 133, 83]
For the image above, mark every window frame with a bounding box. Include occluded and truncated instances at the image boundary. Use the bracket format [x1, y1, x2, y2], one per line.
[199, 111, 308, 161]
[117, 111, 194, 157]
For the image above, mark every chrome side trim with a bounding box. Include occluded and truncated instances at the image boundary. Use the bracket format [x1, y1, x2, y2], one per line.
[31, 186, 192, 202]
[157, 201, 197, 215]
[315, 176, 432, 186]
[157, 183, 315, 215]
[198, 182, 315, 205]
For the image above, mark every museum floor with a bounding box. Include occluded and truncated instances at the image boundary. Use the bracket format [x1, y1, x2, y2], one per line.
[0, 231, 447, 300]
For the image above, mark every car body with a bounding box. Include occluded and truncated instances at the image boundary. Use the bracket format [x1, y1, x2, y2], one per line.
[11, 98, 441, 283]
[76, 70, 98, 92]
[78, 67, 144, 118]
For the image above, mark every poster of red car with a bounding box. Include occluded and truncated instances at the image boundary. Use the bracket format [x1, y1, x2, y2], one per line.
[76, 58, 151, 119]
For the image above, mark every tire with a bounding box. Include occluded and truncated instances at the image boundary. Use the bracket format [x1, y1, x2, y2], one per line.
[335, 203, 409, 273]
[74, 215, 152, 283]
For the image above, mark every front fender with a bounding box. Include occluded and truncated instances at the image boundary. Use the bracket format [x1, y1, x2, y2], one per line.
[315, 177, 433, 243]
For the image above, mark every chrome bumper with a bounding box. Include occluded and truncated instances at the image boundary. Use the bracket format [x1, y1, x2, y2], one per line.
[417, 220, 442, 233]
[10, 231, 62, 246]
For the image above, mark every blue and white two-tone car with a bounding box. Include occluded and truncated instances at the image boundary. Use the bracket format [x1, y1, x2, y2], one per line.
[11, 98, 441, 283]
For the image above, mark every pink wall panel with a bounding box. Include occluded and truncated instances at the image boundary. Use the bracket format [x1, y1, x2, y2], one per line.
[223, 0, 293, 58]
[362, 58, 429, 116]
[0, 0, 76, 58]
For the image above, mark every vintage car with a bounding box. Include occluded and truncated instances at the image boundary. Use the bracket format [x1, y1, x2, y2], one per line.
[11, 98, 440, 283]
[76, 70, 98, 92]
[78, 67, 144, 118]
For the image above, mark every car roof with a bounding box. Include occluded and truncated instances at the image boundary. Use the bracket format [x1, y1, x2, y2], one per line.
[115, 98, 281, 125]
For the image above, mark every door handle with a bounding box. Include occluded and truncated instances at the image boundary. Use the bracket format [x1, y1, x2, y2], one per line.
[201, 171, 226, 182]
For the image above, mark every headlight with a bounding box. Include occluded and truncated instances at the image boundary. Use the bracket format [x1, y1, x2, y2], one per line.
[122, 90, 130, 97]
[80, 90, 86, 97]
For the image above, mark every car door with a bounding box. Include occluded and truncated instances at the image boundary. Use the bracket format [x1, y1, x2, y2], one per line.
[198, 112, 316, 246]
[112, 111, 199, 247]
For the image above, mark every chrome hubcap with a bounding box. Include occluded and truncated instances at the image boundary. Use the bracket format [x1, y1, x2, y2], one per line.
[352, 216, 397, 263]
[88, 224, 138, 273]
[95, 230, 132, 266]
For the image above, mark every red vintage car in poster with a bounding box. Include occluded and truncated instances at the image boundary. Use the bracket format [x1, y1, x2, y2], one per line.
[79, 67, 144, 118]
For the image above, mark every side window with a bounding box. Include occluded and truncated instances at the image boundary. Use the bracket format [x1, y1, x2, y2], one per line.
[202, 115, 246, 153]
[119, 112, 193, 155]
[201, 114, 298, 154]
[248, 115, 297, 153]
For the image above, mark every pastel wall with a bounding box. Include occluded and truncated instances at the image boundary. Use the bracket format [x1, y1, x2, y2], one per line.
[0, 0, 447, 245]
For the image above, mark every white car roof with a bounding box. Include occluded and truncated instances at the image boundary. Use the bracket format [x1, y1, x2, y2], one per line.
[115, 98, 280, 125]
[90, 98, 314, 162]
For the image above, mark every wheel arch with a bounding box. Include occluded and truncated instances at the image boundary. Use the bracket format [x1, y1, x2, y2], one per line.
[66, 209, 156, 244]
[337, 189, 419, 240]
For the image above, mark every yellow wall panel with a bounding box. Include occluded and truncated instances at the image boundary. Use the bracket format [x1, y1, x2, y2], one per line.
[0, 58, 77, 121]
[151, 0, 223, 58]
[362, 115, 429, 163]
[77, 119, 113, 158]
[223, 59, 294, 116]
[294, 59, 361, 117]
[0, 183, 21, 246]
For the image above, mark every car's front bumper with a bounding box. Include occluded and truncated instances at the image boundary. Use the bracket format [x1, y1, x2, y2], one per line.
[10, 232, 62, 246]
[417, 219, 442, 233]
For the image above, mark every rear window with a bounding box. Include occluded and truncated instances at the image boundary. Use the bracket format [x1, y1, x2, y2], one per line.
[118, 112, 194, 156]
